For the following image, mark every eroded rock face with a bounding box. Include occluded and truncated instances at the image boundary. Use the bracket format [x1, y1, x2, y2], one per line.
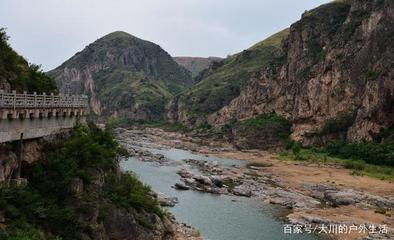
[205, 0, 394, 145]
[0, 144, 17, 181]
[0, 139, 45, 181]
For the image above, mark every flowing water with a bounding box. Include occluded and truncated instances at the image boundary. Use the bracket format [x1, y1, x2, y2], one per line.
[121, 146, 319, 240]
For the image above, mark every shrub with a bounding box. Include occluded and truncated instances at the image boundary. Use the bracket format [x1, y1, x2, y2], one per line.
[0, 222, 47, 240]
[237, 113, 292, 139]
[344, 159, 366, 170]
[363, 70, 381, 81]
[104, 172, 163, 218]
[292, 142, 302, 157]
[197, 122, 212, 130]
[321, 111, 356, 134]
[0, 186, 79, 239]
[326, 140, 394, 166]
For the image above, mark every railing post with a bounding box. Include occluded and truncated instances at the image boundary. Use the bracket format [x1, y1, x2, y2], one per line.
[12, 90, 16, 110]
[23, 91, 27, 107]
[51, 92, 54, 108]
[43, 92, 46, 108]
[33, 92, 37, 108]
[0, 89, 3, 108]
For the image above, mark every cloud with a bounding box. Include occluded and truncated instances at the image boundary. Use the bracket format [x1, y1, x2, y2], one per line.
[0, 0, 329, 70]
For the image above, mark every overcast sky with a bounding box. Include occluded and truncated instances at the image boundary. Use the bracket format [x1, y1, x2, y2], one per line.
[0, 0, 329, 71]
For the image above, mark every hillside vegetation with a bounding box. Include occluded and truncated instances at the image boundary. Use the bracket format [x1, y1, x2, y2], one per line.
[0, 124, 172, 240]
[170, 29, 289, 123]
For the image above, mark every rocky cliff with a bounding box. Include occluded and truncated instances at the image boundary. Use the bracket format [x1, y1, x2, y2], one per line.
[173, 57, 222, 78]
[48, 31, 192, 121]
[203, 0, 393, 145]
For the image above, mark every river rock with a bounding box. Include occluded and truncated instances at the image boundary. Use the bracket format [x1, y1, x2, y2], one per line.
[183, 178, 196, 185]
[232, 185, 252, 197]
[324, 190, 357, 206]
[177, 169, 193, 178]
[194, 175, 212, 186]
[324, 189, 394, 209]
[210, 176, 223, 188]
[175, 182, 190, 190]
[156, 192, 179, 207]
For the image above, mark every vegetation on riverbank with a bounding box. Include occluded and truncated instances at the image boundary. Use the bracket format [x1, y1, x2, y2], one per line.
[0, 123, 166, 240]
[279, 140, 394, 181]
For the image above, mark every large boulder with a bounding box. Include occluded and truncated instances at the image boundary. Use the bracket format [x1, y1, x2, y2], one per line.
[193, 175, 212, 186]
[232, 185, 252, 197]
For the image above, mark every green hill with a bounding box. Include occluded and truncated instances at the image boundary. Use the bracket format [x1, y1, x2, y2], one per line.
[173, 29, 289, 123]
[48, 31, 192, 121]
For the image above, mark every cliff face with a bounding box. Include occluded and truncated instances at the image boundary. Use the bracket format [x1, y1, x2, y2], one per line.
[206, 0, 394, 145]
[48, 31, 192, 121]
[173, 57, 223, 78]
[0, 140, 43, 182]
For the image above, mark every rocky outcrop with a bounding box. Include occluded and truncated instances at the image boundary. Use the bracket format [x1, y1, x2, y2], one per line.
[71, 167, 175, 240]
[0, 143, 17, 182]
[48, 31, 193, 121]
[0, 138, 46, 181]
[207, 0, 394, 145]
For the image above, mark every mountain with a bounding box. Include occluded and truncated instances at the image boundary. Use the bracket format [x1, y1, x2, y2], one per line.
[0, 28, 56, 93]
[48, 31, 192, 121]
[173, 56, 223, 78]
[206, 0, 394, 146]
[168, 29, 289, 125]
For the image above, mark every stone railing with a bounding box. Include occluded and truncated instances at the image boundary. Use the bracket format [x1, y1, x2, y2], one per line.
[0, 90, 88, 109]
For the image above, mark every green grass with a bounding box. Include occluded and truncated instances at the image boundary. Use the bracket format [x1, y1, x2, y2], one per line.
[278, 148, 394, 181]
[236, 113, 292, 139]
[237, 113, 291, 130]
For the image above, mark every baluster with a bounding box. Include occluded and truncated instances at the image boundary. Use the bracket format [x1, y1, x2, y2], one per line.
[34, 92, 37, 108]
[0, 90, 3, 108]
[51, 92, 54, 108]
[12, 90, 16, 110]
[23, 91, 27, 107]
[43, 92, 46, 107]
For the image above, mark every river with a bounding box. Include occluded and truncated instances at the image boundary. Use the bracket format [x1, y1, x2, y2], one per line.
[121, 146, 320, 240]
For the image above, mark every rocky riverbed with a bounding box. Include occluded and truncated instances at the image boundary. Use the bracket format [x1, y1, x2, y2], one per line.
[115, 127, 394, 240]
